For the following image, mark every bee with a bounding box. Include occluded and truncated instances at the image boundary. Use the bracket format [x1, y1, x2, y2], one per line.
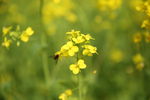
[53, 54, 60, 60]
[49, 54, 60, 64]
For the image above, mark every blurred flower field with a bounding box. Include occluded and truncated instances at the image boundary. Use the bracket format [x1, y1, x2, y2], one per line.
[0, 0, 150, 100]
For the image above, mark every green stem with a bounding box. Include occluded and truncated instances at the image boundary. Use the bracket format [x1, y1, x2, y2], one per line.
[76, 50, 82, 100]
[41, 40, 50, 87]
[39, 0, 50, 88]
[78, 74, 82, 100]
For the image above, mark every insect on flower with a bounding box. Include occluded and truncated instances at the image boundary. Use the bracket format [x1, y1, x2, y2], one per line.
[49, 53, 60, 64]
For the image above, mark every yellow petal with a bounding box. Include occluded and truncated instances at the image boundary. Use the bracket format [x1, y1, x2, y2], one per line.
[66, 41, 73, 47]
[84, 34, 94, 40]
[82, 49, 89, 55]
[2, 26, 12, 36]
[2, 37, 11, 48]
[20, 34, 29, 42]
[25, 27, 34, 36]
[65, 89, 72, 96]
[69, 64, 76, 71]
[59, 93, 67, 100]
[78, 59, 86, 69]
[72, 46, 79, 52]
[68, 50, 75, 56]
[133, 54, 144, 64]
[72, 67, 80, 74]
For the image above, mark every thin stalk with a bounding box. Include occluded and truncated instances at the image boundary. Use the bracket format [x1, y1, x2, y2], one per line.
[76, 52, 82, 100]
[78, 74, 82, 100]
[39, 0, 50, 88]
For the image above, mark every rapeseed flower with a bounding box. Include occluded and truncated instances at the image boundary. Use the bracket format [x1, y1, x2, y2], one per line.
[2, 26, 12, 36]
[82, 45, 97, 56]
[98, 0, 122, 11]
[42, 0, 76, 25]
[141, 19, 150, 29]
[133, 33, 142, 43]
[59, 93, 67, 100]
[133, 53, 144, 64]
[144, 32, 150, 43]
[59, 89, 72, 100]
[2, 37, 11, 48]
[1, 26, 34, 48]
[55, 30, 97, 74]
[66, 30, 94, 44]
[20, 27, 34, 42]
[137, 1, 150, 16]
[57, 41, 79, 57]
[133, 53, 144, 70]
[69, 59, 86, 74]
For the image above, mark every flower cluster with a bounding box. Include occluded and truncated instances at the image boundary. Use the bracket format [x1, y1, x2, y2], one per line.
[133, 53, 144, 70]
[98, 0, 122, 11]
[136, 1, 150, 31]
[136, 1, 150, 14]
[69, 59, 86, 74]
[59, 89, 72, 100]
[56, 41, 79, 57]
[133, 32, 150, 43]
[20, 27, 34, 42]
[135, 1, 150, 43]
[1, 26, 34, 48]
[55, 30, 97, 74]
[43, 0, 77, 24]
[132, 1, 150, 70]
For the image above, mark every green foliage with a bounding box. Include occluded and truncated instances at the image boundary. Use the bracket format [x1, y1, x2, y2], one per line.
[0, 0, 150, 100]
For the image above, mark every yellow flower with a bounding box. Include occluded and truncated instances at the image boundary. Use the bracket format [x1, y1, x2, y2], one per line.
[83, 34, 94, 41]
[69, 64, 80, 74]
[59, 41, 79, 57]
[59, 93, 67, 100]
[133, 53, 144, 64]
[137, 2, 150, 17]
[20, 27, 34, 42]
[55, 30, 97, 74]
[133, 53, 144, 70]
[66, 30, 94, 44]
[98, 0, 122, 11]
[72, 34, 94, 44]
[61, 41, 73, 50]
[66, 30, 80, 38]
[133, 33, 142, 43]
[141, 19, 150, 29]
[136, 63, 144, 71]
[59, 89, 72, 100]
[78, 59, 86, 69]
[42, 0, 75, 24]
[65, 89, 72, 96]
[69, 59, 86, 74]
[2, 26, 12, 36]
[142, 2, 150, 16]
[72, 36, 85, 44]
[25, 27, 34, 36]
[144, 32, 150, 43]
[1, 26, 34, 48]
[53, 0, 61, 4]
[82, 45, 97, 56]
[68, 46, 79, 56]
[2, 37, 11, 48]
[20, 34, 29, 42]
